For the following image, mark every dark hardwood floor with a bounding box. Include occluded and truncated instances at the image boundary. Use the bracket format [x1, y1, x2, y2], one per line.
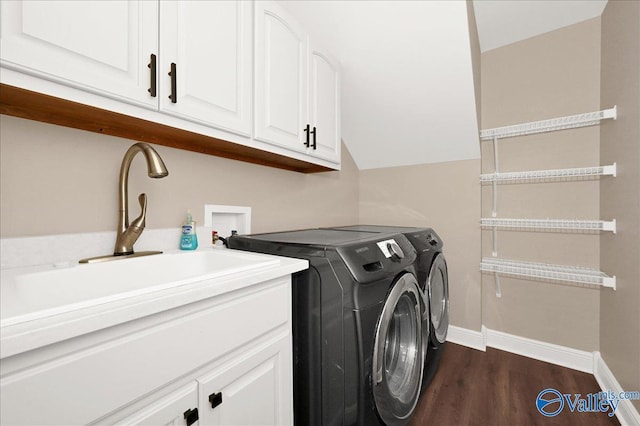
[410, 343, 620, 426]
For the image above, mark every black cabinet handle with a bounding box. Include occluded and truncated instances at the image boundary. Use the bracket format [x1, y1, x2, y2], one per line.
[183, 407, 199, 426]
[168, 62, 177, 103]
[311, 126, 317, 150]
[303, 124, 310, 147]
[147, 54, 156, 97]
[209, 392, 223, 409]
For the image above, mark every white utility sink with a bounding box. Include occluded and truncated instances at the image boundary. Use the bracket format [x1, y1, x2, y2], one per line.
[1, 249, 279, 327]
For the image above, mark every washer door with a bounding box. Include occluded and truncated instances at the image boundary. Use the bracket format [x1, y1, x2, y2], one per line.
[372, 273, 425, 425]
[427, 253, 449, 345]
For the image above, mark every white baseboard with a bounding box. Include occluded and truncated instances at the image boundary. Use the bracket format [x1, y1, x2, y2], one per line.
[485, 328, 594, 373]
[593, 352, 640, 426]
[446, 325, 486, 351]
[447, 325, 592, 372]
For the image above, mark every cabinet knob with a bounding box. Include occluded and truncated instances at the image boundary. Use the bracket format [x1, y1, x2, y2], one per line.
[209, 392, 223, 409]
[311, 126, 317, 150]
[183, 407, 199, 426]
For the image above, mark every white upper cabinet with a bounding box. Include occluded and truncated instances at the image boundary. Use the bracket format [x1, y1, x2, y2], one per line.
[309, 45, 341, 163]
[0, 0, 340, 170]
[0, 0, 158, 108]
[254, 0, 309, 153]
[255, 1, 341, 164]
[159, 1, 252, 136]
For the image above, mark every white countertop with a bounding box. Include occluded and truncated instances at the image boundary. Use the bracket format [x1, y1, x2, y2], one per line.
[0, 248, 308, 358]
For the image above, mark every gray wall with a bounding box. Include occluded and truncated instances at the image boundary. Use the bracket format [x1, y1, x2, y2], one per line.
[600, 0, 640, 412]
[1, 114, 483, 332]
[481, 18, 602, 351]
[0, 115, 359, 238]
[358, 159, 482, 331]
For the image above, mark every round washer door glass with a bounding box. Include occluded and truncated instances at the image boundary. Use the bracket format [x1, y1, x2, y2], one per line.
[372, 273, 424, 425]
[428, 253, 449, 344]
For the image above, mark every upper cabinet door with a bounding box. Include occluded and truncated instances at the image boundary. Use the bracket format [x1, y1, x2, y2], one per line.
[254, 1, 309, 152]
[309, 46, 341, 163]
[159, 1, 252, 136]
[0, 0, 158, 108]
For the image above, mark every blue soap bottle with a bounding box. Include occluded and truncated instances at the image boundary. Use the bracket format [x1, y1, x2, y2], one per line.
[180, 209, 198, 250]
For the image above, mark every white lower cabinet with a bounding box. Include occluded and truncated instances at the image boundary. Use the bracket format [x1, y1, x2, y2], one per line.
[117, 383, 200, 426]
[0, 277, 293, 426]
[197, 334, 290, 426]
[116, 333, 290, 426]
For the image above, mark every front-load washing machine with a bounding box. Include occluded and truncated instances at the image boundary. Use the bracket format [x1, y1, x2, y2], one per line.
[328, 226, 450, 390]
[229, 229, 427, 425]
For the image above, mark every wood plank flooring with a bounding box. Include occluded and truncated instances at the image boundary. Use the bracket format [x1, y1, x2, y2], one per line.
[410, 343, 620, 426]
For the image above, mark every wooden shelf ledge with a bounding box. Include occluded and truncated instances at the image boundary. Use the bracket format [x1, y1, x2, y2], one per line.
[0, 83, 331, 173]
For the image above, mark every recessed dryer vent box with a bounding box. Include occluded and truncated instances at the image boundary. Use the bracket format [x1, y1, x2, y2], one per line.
[204, 205, 251, 238]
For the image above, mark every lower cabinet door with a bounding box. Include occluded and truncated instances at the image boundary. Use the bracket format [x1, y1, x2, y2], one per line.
[118, 383, 199, 426]
[197, 334, 293, 426]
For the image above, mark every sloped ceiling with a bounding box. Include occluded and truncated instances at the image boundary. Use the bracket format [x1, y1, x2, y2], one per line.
[282, 0, 608, 170]
[473, 0, 608, 52]
[281, 0, 480, 170]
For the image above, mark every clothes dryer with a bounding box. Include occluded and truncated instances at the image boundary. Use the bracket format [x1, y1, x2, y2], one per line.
[229, 229, 426, 425]
[328, 226, 450, 390]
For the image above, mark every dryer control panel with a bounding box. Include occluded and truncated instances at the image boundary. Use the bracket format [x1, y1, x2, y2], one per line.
[337, 235, 416, 284]
[376, 239, 404, 260]
[406, 228, 443, 253]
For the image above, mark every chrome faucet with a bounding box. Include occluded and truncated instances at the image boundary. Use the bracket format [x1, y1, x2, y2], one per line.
[80, 143, 168, 263]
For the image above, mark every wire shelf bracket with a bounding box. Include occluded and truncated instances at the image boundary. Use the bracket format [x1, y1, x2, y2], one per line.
[480, 106, 617, 140]
[480, 163, 617, 183]
[479, 107, 618, 297]
[480, 218, 616, 233]
[480, 258, 616, 289]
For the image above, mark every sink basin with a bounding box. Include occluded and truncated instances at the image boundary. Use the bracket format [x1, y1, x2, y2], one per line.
[1, 250, 279, 326]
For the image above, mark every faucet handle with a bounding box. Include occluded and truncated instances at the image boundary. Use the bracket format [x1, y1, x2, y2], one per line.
[132, 193, 148, 229]
[114, 193, 148, 255]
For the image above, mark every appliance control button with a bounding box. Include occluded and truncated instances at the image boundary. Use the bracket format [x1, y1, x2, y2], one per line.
[387, 242, 404, 261]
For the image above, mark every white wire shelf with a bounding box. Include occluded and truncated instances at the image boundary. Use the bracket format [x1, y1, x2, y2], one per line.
[480, 163, 617, 183]
[480, 258, 616, 289]
[480, 218, 616, 233]
[480, 106, 617, 140]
